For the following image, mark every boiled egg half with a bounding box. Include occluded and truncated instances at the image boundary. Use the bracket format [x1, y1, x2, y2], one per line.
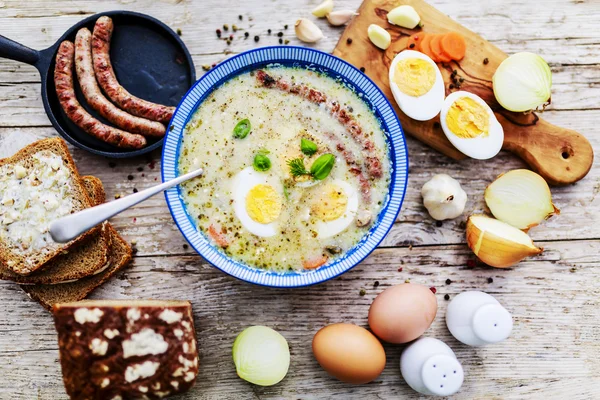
[389, 50, 444, 121]
[311, 180, 359, 239]
[440, 91, 504, 160]
[232, 167, 283, 237]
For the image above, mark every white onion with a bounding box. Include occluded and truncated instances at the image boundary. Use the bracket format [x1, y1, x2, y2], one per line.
[232, 326, 290, 386]
[492, 52, 552, 112]
[484, 169, 559, 230]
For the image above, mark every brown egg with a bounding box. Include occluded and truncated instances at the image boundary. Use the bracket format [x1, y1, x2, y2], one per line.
[368, 283, 437, 344]
[312, 323, 386, 384]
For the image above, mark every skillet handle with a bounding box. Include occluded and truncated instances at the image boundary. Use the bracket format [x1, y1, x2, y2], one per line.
[0, 35, 40, 65]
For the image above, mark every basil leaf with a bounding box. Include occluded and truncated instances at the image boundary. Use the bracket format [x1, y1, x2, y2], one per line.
[310, 153, 335, 180]
[300, 138, 318, 156]
[253, 154, 271, 172]
[233, 119, 251, 139]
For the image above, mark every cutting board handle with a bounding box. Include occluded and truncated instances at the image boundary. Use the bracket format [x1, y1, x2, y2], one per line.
[499, 113, 593, 186]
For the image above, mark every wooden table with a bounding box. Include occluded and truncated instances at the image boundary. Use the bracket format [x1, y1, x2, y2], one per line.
[0, 0, 599, 398]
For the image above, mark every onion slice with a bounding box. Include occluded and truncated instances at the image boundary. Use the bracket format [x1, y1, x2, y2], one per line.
[493, 52, 552, 112]
[466, 215, 543, 268]
[484, 169, 559, 230]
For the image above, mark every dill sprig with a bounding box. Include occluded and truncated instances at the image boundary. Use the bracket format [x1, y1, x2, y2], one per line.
[287, 157, 309, 177]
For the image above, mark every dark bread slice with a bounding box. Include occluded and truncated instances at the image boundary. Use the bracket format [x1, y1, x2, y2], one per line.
[0, 176, 110, 284]
[21, 225, 132, 311]
[0, 137, 97, 275]
[52, 300, 198, 400]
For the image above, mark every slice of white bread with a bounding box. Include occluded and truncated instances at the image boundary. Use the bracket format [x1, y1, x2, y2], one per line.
[0, 176, 110, 284]
[52, 300, 198, 399]
[0, 138, 97, 275]
[21, 225, 132, 311]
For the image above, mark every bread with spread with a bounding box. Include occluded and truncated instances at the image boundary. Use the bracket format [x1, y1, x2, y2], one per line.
[0, 138, 97, 275]
[0, 175, 111, 284]
[53, 300, 199, 399]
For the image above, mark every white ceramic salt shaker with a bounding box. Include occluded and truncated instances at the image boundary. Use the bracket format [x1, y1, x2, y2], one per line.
[446, 291, 513, 346]
[400, 337, 464, 396]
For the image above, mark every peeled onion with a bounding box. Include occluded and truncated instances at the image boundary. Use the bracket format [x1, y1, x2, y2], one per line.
[466, 215, 543, 268]
[232, 326, 290, 386]
[493, 52, 552, 112]
[485, 169, 559, 230]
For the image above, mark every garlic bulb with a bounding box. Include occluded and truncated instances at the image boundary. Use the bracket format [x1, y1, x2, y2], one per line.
[326, 10, 357, 26]
[466, 215, 543, 268]
[312, 0, 334, 18]
[484, 169, 559, 230]
[421, 174, 467, 221]
[295, 18, 324, 43]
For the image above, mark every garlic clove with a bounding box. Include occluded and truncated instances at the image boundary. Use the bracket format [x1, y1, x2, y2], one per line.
[466, 215, 543, 268]
[367, 24, 391, 50]
[421, 174, 467, 221]
[387, 5, 421, 29]
[326, 10, 358, 26]
[484, 169, 559, 230]
[312, 0, 334, 18]
[295, 18, 324, 43]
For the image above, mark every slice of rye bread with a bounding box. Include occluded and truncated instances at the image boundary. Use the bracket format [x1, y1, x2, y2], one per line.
[0, 176, 110, 284]
[0, 137, 98, 275]
[21, 225, 132, 311]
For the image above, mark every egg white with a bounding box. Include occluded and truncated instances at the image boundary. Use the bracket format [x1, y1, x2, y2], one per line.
[388, 50, 445, 121]
[314, 180, 359, 239]
[232, 167, 283, 238]
[440, 91, 504, 160]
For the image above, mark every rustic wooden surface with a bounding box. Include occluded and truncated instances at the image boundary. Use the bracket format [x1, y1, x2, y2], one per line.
[0, 0, 598, 399]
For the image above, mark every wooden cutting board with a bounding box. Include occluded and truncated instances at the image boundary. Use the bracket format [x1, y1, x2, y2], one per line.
[333, 0, 593, 185]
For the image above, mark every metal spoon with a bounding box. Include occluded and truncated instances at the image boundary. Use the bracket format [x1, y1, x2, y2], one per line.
[49, 168, 203, 243]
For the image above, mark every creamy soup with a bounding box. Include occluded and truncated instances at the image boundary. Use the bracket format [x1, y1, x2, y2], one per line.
[179, 67, 391, 272]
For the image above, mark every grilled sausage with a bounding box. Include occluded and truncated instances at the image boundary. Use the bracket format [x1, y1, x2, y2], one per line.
[54, 41, 147, 149]
[74, 28, 165, 137]
[92, 16, 175, 123]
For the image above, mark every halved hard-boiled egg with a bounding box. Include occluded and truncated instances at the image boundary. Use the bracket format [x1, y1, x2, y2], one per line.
[311, 180, 359, 239]
[388, 50, 444, 121]
[440, 91, 504, 160]
[232, 167, 284, 237]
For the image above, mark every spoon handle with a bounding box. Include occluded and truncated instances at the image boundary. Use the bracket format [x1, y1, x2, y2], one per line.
[49, 168, 203, 243]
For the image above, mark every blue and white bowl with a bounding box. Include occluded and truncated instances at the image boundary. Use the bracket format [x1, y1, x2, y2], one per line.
[162, 46, 408, 288]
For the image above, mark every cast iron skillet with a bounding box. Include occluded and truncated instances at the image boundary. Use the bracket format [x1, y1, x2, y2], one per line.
[0, 10, 196, 158]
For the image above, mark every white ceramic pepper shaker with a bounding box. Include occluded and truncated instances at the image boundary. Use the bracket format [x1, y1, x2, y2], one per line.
[400, 337, 464, 396]
[446, 291, 513, 346]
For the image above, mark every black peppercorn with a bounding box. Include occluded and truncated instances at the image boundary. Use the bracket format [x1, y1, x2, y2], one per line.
[127, 174, 134, 180]
[268, 29, 272, 34]
[254, 35, 259, 42]
[446, 279, 452, 285]
[137, 167, 143, 172]
[444, 294, 450, 301]
[449, 83, 455, 89]
[277, 32, 283, 37]
[238, 15, 243, 20]
[133, 188, 138, 193]
[436, 220, 443, 227]
[347, 37, 353, 45]
[409, 43, 415, 49]
[360, 67, 365, 72]
[108, 162, 116, 168]
[279, 38, 283, 44]
[284, 24, 288, 29]
[433, 121, 440, 129]
[483, 57, 489, 65]
[487, 277, 494, 283]
[183, 243, 189, 249]
[244, 32, 249, 38]
[374, 281, 380, 287]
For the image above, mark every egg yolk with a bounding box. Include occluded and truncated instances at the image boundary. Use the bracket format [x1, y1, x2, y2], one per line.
[446, 97, 490, 139]
[312, 185, 348, 221]
[245, 184, 282, 224]
[393, 58, 436, 97]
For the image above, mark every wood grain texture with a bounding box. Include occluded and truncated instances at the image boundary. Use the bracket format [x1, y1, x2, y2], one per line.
[0, 0, 599, 399]
[332, 0, 594, 185]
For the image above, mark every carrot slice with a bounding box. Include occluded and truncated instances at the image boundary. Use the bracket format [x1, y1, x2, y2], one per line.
[208, 224, 229, 248]
[440, 32, 466, 61]
[407, 33, 427, 51]
[303, 255, 328, 270]
[419, 34, 436, 60]
[430, 34, 452, 63]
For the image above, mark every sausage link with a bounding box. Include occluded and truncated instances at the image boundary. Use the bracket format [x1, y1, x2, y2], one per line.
[74, 28, 165, 137]
[54, 41, 147, 149]
[92, 16, 175, 123]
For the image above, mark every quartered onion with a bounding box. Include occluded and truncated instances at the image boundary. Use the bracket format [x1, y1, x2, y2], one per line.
[492, 52, 552, 112]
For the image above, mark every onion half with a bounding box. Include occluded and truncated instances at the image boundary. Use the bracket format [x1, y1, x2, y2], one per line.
[485, 169, 559, 230]
[466, 215, 543, 268]
[493, 52, 552, 112]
